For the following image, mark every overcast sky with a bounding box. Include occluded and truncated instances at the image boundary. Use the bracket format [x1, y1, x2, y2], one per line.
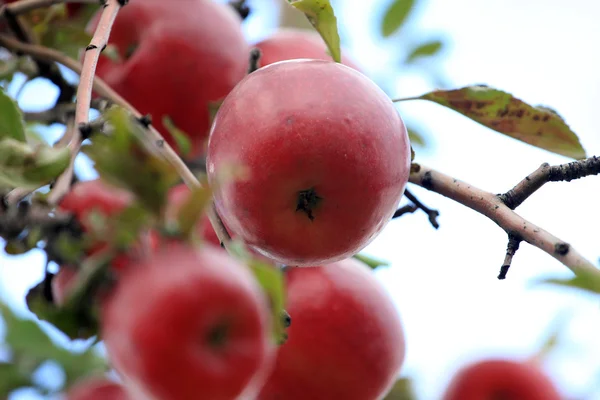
[1, 0, 600, 399]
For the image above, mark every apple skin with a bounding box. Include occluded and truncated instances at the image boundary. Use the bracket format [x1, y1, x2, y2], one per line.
[88, 0, 250, 159]
[64, 377, 129, 400]
[257, 257, 406, 400]
[101, 243, 275, 400]
[254, 28, 360, 70]
[207, 59, 411, 266]
[442, 359, 561, 400]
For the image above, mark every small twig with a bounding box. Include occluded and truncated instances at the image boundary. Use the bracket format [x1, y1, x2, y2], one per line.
[229, 0, 251, 20]
[403, 188, 440, 229]
[23, 98, 106, 124]
[248, 47, 261, 74]
[499, 156, 600, 209]
[46, 0, 122, 206]
[0, 203, 74, 240]
[392, 204, 418, 219]
[409, 163, 599, 277]
[498, 234, 522, 280]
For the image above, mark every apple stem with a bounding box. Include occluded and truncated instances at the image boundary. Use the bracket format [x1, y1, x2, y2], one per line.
[409, 163, 600, 277]
[248, 48, 262, 74]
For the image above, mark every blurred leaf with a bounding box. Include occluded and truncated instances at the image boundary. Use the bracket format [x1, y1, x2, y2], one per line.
[0, 87, 26, 142]
[353, 253, 390, 270]
[408, 85, 586, 159]
[0, 57, 19, 82]
[288, 0, 341, 63]
[0, 299, 106, 391]
[110, 204, 153, 250]
[83, 106, 179, 216]
[536, 268, 600, 295]
[163, 116, 191, 158]
[39, 22, 92, 60]
[0, 138, 70, 190]
[0, 363, 33, 397]
[25, 282, 96, 341]
[405, 39, 443, 64]
[532, 309, 571, 362]
[229, 241, 287, 344]
[175, 184, 211, 240]
[407, 126, 426, 147]
[24, 123, 49, 146]
[383, 377, 417, 399]
[381, 0, 416, 38]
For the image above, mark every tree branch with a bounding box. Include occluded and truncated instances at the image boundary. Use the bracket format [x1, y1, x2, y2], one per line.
[0, 28, 233, 248]
[45, 0, 122, 206]
[499, 156, 600, 209]
[403, 188, 440, 229]
[409, 163, 599, 277]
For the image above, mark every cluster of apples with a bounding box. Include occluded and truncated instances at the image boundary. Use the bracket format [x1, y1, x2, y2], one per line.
[38, 0, 562, 399]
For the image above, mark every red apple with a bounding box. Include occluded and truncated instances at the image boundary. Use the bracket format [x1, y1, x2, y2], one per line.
[442, 359, 561, 400]
[207, 59, 411, 266]
[257, 257, 406, 400]
[88, 0, 250, 159]
[255, 28, 360, 70]
[65, 377, 129, 400]
[101, 243, 275, 400]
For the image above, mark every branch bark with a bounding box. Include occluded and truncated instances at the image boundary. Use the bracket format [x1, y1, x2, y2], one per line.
[409, 163, 599, 277]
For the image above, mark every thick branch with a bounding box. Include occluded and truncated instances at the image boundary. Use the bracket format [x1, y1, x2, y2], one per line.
[499, 156, 600, 209]
[0, 31, 232, 248]
[409, 164, 599, 277]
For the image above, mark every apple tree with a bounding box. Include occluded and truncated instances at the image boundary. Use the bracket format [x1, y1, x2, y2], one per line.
[0, 0, 598, 399]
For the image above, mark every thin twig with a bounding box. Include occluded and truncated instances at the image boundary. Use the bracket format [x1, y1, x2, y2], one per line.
[498, 233, 522, 280]
[499, 156, 600, 209]
[0, 32, 233, 248]
[392, 204, 418, 219]
[248, 48, 261, 74]
[409, 163, 599, 277]
[403, 188, 440, 229]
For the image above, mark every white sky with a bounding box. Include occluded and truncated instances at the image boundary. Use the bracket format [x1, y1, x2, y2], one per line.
[2, 0, 600, 399]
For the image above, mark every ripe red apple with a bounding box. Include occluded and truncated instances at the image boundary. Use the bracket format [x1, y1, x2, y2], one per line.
[442, 359, 561, 400]
[255, 28, 360, 70]
[65, 377, 129, 400]
[166, 183, 221, 246]
[101, 242, 275, 400]
[207, 59, 411, 266]
[257, 257, 406, 400]
[88, 0, 250, 159]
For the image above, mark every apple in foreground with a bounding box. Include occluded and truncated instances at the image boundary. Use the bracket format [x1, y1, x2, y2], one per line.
[207, 59, 411, 266]
[101, 243, 275, 400]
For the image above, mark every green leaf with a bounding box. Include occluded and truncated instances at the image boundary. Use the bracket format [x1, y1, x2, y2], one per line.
[0, 138, 70, 190]
[381, 0, 416, 38]
[536, 268, 600, 295]
[175, 184, 212, 240]
[0, 57, 20, 82]
[353, 253, 390, 270]
[405, 39, 443, 64]
[0, 299, 106, 391]
[383, 377, 417, 399]
[0, 87, 26, 142]
[0, 362, 33, 397]
[411, 85, 587, 159]
[228, 241, 287, 344]
[288, 0, 341, 63]
[40, 21, 92, 60]
[163, 116, 191, 158]
[407, 126, 426, 147]
[83, 106, 179, 216]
